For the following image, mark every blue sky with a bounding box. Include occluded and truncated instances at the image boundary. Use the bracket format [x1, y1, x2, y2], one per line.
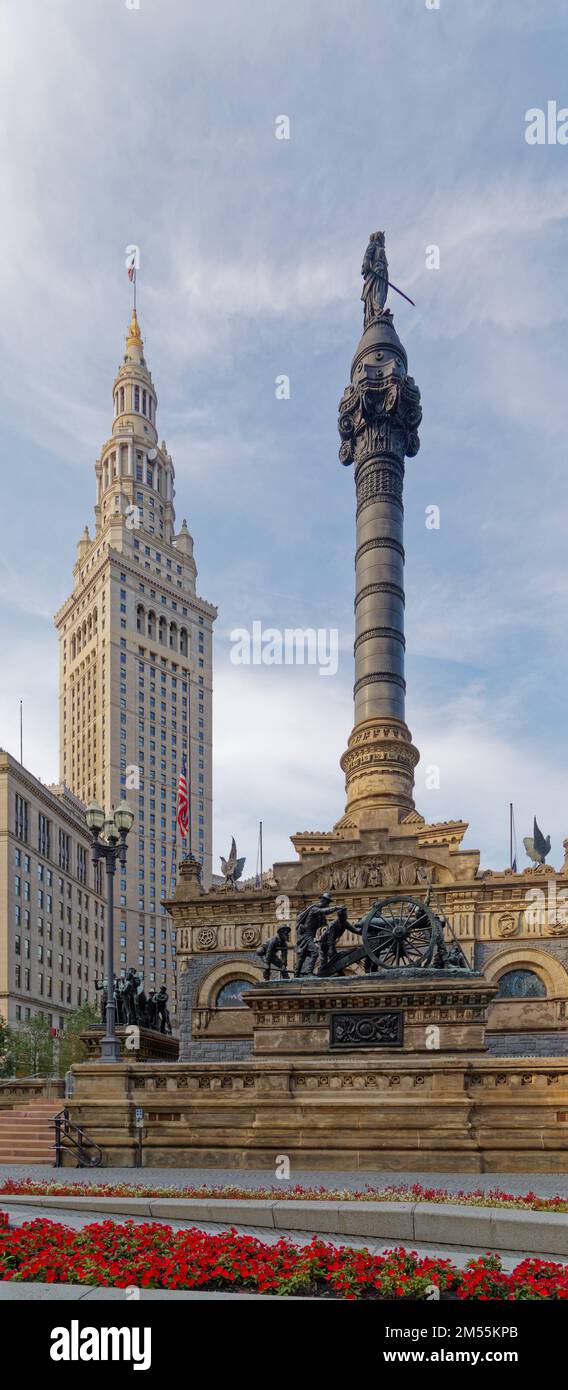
[1, 0, 568, 877]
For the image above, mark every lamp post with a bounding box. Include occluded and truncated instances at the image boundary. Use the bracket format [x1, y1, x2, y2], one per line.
[86, 798, 134, 1063]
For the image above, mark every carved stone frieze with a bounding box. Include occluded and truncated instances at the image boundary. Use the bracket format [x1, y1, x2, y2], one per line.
[240, 925, 261, 948]
[196, 927, 218, 950]
[495, 913, 520, 938]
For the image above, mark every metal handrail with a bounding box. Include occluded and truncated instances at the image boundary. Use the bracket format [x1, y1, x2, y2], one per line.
[53, 1108, 103, 1168]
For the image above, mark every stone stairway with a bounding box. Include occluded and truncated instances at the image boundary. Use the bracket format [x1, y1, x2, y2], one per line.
[0, 1099, 60, 1164]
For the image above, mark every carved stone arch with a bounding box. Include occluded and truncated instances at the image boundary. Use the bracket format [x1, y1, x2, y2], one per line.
[195, 957, 262, 1010]
[483, 946, 568, 998]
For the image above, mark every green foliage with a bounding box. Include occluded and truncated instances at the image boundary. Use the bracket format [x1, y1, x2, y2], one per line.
[57, 1002, 99, 1075]
[0, 1003, 99, 1079]
[4, 1015, 55, 1078]
[0, 1014, 11, 1077]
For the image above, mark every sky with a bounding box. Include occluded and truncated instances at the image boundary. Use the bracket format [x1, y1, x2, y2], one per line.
[1, 0, 567, 878]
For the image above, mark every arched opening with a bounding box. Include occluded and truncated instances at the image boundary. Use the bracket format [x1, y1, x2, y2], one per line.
[148, 610, 156, 640]
[215, 979, 253, 1008]
[496, 969, 547, 999]
[169, 622, 178, 651]
[158, 616, 167, 645]
[180, 627, 188, 657]
[136, 604, 145, 634]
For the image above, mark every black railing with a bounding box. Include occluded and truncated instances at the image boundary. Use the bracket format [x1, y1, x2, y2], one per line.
[53, 1109, 103, 1168]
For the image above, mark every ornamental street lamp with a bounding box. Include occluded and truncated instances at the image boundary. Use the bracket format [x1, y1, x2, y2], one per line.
[86, 798, 134, 1062]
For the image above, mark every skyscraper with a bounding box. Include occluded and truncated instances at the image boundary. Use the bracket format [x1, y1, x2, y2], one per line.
[54, 307, 217, 1020]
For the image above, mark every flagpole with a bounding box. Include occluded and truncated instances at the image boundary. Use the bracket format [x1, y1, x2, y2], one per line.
[509, 803, 513, 870]
[187, 748, 191, 859]
[260, 820, 263, 883]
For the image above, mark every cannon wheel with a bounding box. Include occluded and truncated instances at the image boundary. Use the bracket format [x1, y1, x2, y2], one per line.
[362, 897, 439, 969]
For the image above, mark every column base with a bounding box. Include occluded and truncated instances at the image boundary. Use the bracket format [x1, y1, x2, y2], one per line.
[339, 717, 419, 828]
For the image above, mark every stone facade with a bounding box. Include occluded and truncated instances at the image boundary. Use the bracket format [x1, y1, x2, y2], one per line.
[66, 964, 568, 1174]
[171, 840, 568, 1061]
[0, 749, 106, 1028]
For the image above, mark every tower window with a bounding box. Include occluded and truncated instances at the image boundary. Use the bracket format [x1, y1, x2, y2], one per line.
[134, 386, 140, 411]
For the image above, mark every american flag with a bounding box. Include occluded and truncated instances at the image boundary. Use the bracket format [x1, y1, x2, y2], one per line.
[177, 753, 189, 841]
[127, 255, 136, 283]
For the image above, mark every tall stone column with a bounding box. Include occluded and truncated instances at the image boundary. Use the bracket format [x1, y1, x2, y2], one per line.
[338, 232, 422, 827]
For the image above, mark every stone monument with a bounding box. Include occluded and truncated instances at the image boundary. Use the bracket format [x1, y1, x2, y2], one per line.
[65, 236, 568, 1170]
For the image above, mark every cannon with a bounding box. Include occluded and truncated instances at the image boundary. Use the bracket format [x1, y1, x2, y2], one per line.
[316, 896, 469, 977]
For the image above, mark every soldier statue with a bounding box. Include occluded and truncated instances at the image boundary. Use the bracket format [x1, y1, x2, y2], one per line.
[145, 989, 158, 1031]
[361, 230, 389, 326]
[155, 985, 172, 1034]
[114, 978, 126, 1025]
[122, 967, 142, 1025]
[318, 904, 350, 971]
[295, 892, 336, 977]
[94, 977, 108, 1024]
[256, 924, 291, 980]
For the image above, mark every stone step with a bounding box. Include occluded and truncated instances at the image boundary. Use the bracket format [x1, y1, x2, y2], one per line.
[0, 1107, 61, 1118]
[0, 1154, 53, 1163]
[0, 1131, 54, 1143]
[0, 1140, 53, 1149]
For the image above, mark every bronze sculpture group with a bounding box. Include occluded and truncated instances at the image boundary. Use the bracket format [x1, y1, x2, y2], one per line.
[95, 967, 172, 1034]
[256, 890, 470, 981]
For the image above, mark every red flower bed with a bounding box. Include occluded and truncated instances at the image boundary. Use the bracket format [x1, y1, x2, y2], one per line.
[2, 1177, 568, 1213]
[1, 1218, 567, 1298]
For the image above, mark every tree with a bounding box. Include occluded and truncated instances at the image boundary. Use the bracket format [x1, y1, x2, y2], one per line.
[0, 1014, 11, 1077]
[57, 1001, 99, 1076]
[7, 1015, 55, 1078]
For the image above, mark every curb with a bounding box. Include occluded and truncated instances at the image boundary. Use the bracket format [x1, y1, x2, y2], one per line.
[2, 1194, 568, 1256]
[0, 1282, 311, 1301]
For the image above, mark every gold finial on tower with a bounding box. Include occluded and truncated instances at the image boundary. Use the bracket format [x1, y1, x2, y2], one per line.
[126, 308, 143, 348]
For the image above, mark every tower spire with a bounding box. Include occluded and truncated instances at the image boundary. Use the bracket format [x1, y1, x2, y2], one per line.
[337, 231, 422, 827]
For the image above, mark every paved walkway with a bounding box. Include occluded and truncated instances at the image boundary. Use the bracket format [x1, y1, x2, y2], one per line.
[1, 1165, 568, 1195]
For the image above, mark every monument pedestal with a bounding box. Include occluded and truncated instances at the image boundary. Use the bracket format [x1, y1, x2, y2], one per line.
[79, 1026, 179, 1063]
[67, 971, 568, 1171]
[247, 971, 495, 1057]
